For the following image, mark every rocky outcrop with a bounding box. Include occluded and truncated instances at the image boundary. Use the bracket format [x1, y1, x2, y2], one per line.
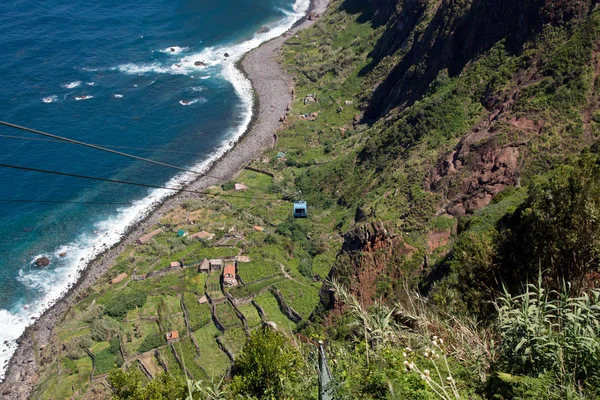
[34, 256, 50, 268]
[322, 222, 418, 313]
[427, 121, 533, 216]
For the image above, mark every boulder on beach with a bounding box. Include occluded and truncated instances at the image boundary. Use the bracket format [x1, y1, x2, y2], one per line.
[194, 61, 207, 67]
[224, 52, 230, 57]
[35, 256, 51, 267]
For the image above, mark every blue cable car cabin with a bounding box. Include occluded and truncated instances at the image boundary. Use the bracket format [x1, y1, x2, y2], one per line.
[293, 201, 308, 218]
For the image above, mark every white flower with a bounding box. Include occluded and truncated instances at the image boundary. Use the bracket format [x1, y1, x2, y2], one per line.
[424, 369, 430, 377]
[424, 352, 430, 358]
[402, 352, 407, 358]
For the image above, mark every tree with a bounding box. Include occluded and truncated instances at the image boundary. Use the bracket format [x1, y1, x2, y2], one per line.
[109, 369, 188, 400]
[231, 327, 303, 399]
[506, 155, 600, 289]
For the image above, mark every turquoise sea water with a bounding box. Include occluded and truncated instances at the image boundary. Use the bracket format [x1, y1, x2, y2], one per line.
[0, 0, 308, 378]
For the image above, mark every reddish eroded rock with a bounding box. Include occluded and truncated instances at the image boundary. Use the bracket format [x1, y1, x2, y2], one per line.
[323, 222, 418, 312]
[428, 125, 528, 215]
[427, 230, 452, 253]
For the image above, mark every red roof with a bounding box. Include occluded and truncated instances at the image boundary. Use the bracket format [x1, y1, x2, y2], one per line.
[223, 262, 236, 277]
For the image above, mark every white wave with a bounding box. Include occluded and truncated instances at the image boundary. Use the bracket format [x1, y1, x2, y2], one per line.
[190, 86, 204, 92]
[114, 94, 124, 98]
[86, 82, 95, 86]
[160, 46, 188, 54]
[42, 95, 58, 103]
[0, 0, 311, 382]
[62, 81, 82, 89]
[75, 95, 93, 101]
[179, 98, 206, 106]
[199, 76, 211, 80]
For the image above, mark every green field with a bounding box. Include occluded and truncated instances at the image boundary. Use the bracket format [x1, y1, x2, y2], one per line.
[254, 292, 296, 332]
[220, 328, 247, 359]
[236, 303, 263, 329]
[273, 280, 320, 320]
[193, 324, 231, 377]
[214, 302, 243, 329]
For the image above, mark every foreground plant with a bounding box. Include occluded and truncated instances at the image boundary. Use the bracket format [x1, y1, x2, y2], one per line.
[403, 336, 460, 400]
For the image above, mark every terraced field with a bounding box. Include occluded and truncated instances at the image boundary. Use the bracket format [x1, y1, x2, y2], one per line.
[254, 292, 297, 332]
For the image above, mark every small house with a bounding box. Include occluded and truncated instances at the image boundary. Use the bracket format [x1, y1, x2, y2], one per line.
[190, 231, 215, 240]
[209, 259, 223, 271]
[135, 228, 162, 245]
[234, 183, 248, 191]
[166, 331, 179, 344]
[223, 261, 238, 286]
[198, 258, 210, 273]
[177, 229, 188, 237]
[111, 273, 128, 284]
[170, 261, 181, 269]
[293, 201, 308, 218]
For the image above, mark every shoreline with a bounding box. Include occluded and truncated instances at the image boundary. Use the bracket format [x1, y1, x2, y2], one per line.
[0, 0, 328, 398]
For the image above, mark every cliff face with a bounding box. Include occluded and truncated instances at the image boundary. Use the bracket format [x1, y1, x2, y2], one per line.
[365, 0, 597, 119]
[316, 0, 600, 311]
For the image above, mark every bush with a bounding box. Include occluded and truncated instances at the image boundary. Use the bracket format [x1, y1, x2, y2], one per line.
[494, 276, 600, 390]
[231, 328, 302, 398]
[105, 290, 148, 319]
[221, 182, 235, 191]
[91, 316, 121, 342]
[137, 332, 166, 353]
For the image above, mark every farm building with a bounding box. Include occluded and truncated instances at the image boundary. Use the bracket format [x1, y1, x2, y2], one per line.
[170, 261, 182, 269]
[135, 228, 162, 245]
[111, 273, 128, 284]
[197, 258, 210, 273]
[189, 231, 215, 240]
[223, 261, 238, 286]
[198, 295, 208, 304]
[166, 331, 179, 344]
[234, 183, 248, 191]
[253, 225, 265, 232]
[209, 259, 223, 270]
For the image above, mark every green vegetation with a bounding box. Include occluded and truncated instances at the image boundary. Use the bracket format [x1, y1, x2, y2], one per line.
[214, 302, 243, 329]
[273, 280, 320, 320]
[182, 293, 212, 331]
[220, 327, 247, 359]
[230, 328, 303, 398]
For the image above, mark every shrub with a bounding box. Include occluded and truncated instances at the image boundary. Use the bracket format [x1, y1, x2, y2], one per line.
[231, 328, 302, 398]
[494, 275, 600, 390]
[105, 290, 148, 319]
[221, 182, 235, 191]
[91, 316, 121, 342]
[137, 332, 166, 353]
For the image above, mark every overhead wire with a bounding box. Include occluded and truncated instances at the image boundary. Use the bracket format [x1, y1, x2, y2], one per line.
[0, 120, 228, 181]
[0, 133, 213, 156]
[0, 163, 280, 202]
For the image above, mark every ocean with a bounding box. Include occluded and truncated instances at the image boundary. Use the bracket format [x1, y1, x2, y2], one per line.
[0, 0, 308, 379]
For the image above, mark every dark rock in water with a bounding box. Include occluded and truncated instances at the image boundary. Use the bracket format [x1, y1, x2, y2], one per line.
[59, 252, 67, 257]
[194, 61, 206, 67]
[224, 52, 230, 57]
[258, 26, 270, 34]
[34, 256, 50, 267]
